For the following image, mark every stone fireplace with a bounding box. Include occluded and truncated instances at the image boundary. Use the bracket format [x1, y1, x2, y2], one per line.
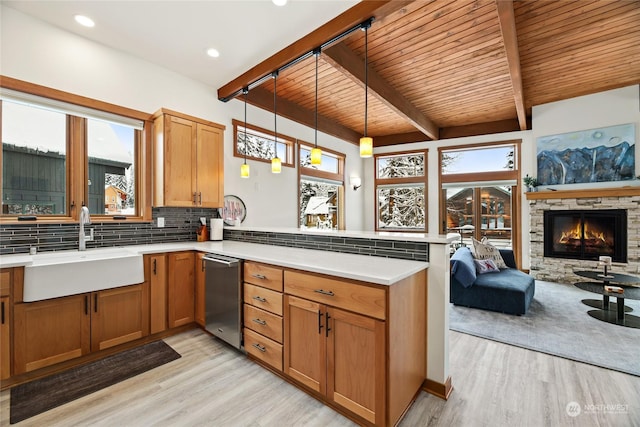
[528, 188, 639, 284]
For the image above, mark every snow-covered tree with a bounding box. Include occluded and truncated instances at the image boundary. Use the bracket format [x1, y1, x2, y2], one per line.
[377, 153, 425, 229]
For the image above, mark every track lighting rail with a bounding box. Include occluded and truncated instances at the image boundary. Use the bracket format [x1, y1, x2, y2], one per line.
[219, 17, 374, 103]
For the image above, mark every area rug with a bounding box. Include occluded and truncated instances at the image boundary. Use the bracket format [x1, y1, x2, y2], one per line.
[449, 280, 640, 377]
[10, 340, 181, 424]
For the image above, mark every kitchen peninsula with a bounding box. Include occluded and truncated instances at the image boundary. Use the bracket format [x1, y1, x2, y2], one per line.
[0, 227, 452, 426]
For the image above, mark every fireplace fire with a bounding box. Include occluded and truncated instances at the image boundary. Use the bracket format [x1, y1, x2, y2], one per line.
[544, 209, 627, 262]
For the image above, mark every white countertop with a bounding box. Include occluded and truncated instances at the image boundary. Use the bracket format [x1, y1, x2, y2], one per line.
[0, 241, 428, 286]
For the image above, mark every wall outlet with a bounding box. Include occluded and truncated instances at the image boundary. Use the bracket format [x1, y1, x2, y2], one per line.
[157, 217, 165, 228]
[84, 228, 94, 241]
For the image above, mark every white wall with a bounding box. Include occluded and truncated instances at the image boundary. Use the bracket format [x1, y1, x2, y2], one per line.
[0, 6, 365, 230]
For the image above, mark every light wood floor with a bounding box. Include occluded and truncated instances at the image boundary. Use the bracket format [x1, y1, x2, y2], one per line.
[1, 328, 639, 427]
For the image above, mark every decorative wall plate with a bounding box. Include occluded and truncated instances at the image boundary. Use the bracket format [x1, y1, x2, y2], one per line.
[218, 195, 246, 226]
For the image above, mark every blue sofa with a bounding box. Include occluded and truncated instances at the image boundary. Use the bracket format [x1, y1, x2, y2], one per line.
[450, 247, 535, 315]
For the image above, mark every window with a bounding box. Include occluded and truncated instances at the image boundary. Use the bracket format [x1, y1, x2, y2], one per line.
[374, 150, 427, 231]
[298, 142, 345, 230]
[87, 119, 137, 215]
[233, 119, 294, 167]
[2, 101, 68, 215]
[440, 141, 521, 260]
[1, 82, 148, 221]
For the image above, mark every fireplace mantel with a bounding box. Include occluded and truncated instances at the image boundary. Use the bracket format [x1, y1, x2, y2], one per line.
[526, 186, 640, 200]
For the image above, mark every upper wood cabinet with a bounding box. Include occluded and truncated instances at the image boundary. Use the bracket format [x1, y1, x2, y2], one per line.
[152, 109, 225, 208]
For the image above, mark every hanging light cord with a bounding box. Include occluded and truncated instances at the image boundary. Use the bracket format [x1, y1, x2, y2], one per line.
[364, 25, 369, 138]
[243, 87, 248, 164]
[314, 48, 319, 148]
[273, 71, 278, 159]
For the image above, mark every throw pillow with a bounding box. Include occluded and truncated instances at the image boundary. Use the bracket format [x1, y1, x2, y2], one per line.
[472, 237, 508, 269]
[474, 258, 499, 274]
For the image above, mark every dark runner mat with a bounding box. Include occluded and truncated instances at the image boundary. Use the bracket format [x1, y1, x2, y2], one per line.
[10, 340, 181, 424]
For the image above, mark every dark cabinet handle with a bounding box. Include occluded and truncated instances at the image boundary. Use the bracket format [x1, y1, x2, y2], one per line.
[252, 296, 267, 303]
[201, 258, 206, 272]
[252, 318, 267, 326]
[314, 289, 335, 297]
[153, 259, 157, 275]
[252, 343, 266, 352]
[318, 310, 323, 334]
[325, 312, 331, 337]
[193, 192, 197, 204]
[85, 295, 89, 315]
[1, 301, 4, 324]
[198, 192, 202, 205]
[94, 293, 98, 313]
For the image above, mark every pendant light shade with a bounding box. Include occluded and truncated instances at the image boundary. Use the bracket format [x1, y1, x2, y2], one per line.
[240, 163, 250, 178]
[271, 71, 281, 174]
[311, 48, 322, 166]
[360, 22, 373, 158]
[359, 136, 373, 158]
[240, 88, 250, 178]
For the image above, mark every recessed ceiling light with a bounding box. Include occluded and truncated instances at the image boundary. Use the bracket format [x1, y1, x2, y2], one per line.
[206, 48, 220, 58]
[273, 0, 287, 6]
[74, 14, 95, 28]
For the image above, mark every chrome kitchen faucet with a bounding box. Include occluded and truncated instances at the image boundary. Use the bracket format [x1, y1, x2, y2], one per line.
[79, 205, 91, 251]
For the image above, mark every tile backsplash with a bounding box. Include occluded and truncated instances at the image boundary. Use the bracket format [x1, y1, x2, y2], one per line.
[223, 229, 428, 262]
[0, 207, 218, 255]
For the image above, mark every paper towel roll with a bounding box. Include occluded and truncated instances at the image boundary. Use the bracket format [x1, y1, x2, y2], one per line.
[211, 218, 223, 241]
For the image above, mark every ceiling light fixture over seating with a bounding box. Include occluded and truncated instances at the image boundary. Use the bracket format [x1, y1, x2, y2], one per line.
[359, 21, 373, 158]
[240, 87, 250, 178]
[271, 71, 281, 174]
[310, 47, 322, 166]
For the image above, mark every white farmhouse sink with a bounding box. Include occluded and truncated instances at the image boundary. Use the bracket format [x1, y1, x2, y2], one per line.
[23, 248, 144, 302]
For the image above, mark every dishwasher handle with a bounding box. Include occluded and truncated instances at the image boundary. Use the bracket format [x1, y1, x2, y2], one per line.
[203, 255, 239, 266]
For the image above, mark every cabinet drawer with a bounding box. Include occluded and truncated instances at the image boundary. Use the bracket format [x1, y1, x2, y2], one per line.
[284, 271, 386, 320]
[244, 283, 283, 316]
[244, 327, 282, 371]
[244, 304, 283, 344]
[244, 262, 283, 292]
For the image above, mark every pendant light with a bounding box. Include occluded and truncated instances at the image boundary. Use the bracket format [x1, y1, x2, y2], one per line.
[310, 48, 322, 166]
[271, 71, 282, 174]
[240, 87, 250, 178]
[359, 22, 373, 158]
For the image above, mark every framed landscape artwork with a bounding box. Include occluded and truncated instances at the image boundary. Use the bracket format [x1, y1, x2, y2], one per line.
[536, 123, 636, 186]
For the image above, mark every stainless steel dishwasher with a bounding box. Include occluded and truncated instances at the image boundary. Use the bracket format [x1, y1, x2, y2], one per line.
[203, 253, 242, 350]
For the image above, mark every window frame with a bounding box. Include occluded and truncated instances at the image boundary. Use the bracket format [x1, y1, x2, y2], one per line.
[0, 76, 152, 223]
[297, 141, 345, 230]
[438, 140, 522, 267]
[374, 149, 428, 233]
[232, 119, 295, 168]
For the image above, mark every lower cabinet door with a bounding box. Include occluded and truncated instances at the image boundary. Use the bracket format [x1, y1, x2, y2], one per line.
[13, 294, 91, 374]
[283, 295, 326, 394]
[91, 283, 149, 352]
[168, 252, 195, 328]
[326, 307, 386, 426]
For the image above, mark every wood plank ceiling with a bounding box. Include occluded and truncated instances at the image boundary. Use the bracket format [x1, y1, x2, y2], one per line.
[218, 0, 640, 148]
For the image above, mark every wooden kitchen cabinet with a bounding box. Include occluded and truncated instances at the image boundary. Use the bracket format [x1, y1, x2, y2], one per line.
[284, 295, 385, 425]
[91, 283, 149, 352]
[152, 109, 225, 208]
[167, 251, 195, 328]
[243, 261, 284, 372]
[13, 294, 90, 375]
[1, 267, 16, 380]
[195, 252, 206, 327]
[13, 283, 150, 375]
[283, 269, 425, 427]
[147, 254, 168, 334]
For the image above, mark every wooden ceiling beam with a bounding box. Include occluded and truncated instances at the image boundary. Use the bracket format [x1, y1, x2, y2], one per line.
[373, 132, 432, 147]
[323, 42, 440, 141]
[496, 0, 528, 131]
[217, 1, 412, 102]
[440, 118, 523, 139]
[247, 86, 361, 144]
